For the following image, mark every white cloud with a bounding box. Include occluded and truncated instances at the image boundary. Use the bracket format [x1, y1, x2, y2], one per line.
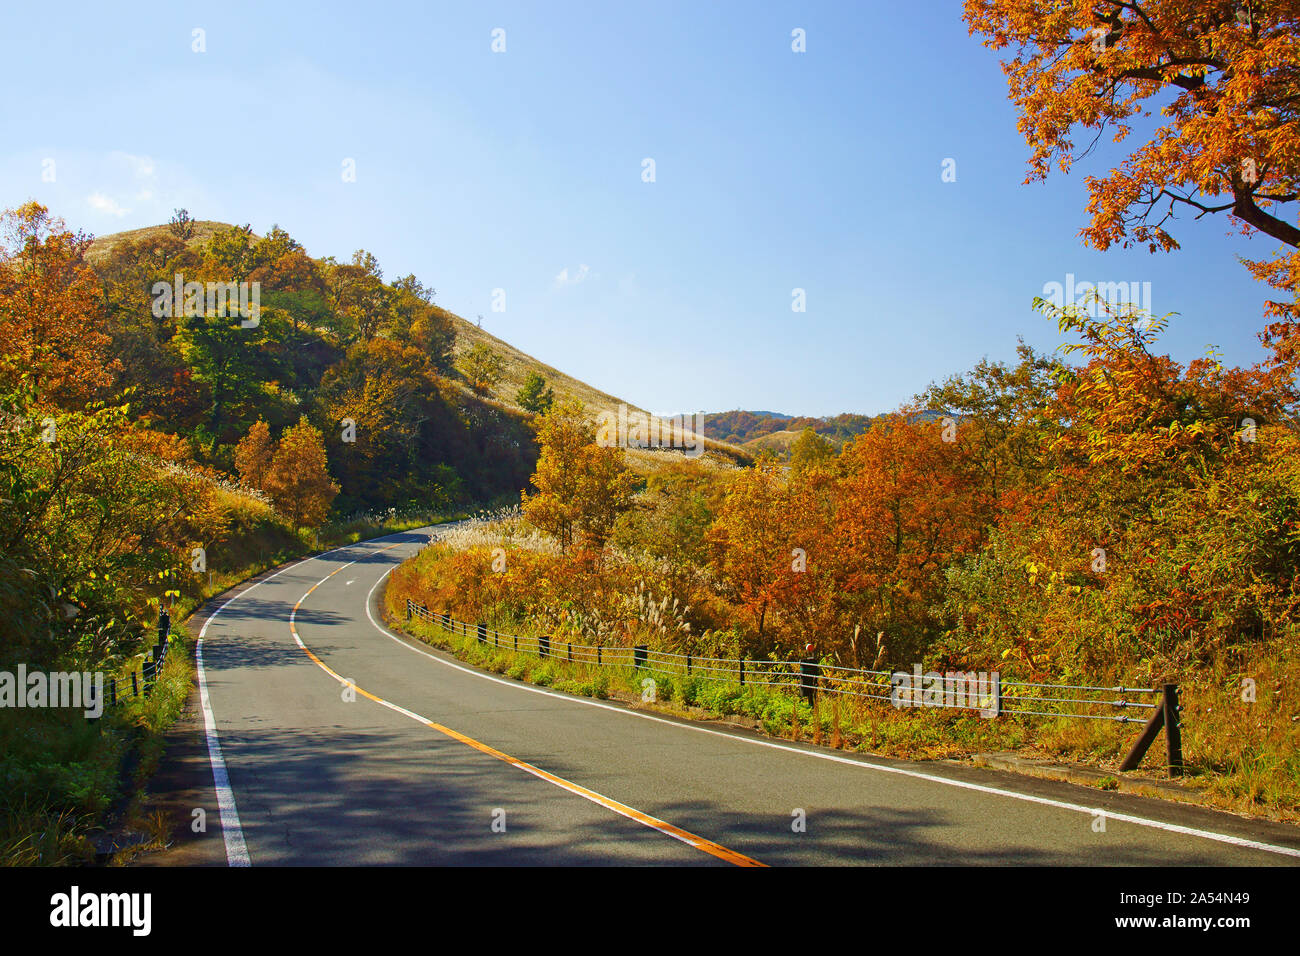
[86, 192, 129, 217]
[110, 151, 156, 179]
[554, 263, 591, 288]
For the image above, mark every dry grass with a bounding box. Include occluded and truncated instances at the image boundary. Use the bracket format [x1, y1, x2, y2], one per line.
[741, 428, 804, 455]
[86, 220, 243, 262]
[450, 320, 632, 417]
[438, 506, 560, 556]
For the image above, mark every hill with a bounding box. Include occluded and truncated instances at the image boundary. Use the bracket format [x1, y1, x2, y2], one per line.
[86, 219, 243, 261]
[702, 409, 876, 447]
[89, 219, 749, 473]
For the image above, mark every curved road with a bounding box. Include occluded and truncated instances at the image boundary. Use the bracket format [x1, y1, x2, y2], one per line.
[182, 527, 1300, 866]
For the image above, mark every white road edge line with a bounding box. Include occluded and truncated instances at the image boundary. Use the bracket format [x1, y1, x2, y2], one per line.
[195, 534, 414, 867]
[358, 538, 1300, 862]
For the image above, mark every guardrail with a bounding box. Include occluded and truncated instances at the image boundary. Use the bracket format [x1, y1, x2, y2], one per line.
[403, 600, 1185, 774]
[103, 640, 170, 710]
[102, 611, 172, 714]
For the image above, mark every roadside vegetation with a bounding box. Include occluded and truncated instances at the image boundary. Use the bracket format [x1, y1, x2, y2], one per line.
[387, 303, 1300, 822]
[0, 201, 515, 863]
[385, 3, 1300, 822]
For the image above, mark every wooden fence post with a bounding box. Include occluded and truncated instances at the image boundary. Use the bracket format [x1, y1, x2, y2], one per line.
[1164, 683, 1183, 777]
[1119, 683, 1182, 775]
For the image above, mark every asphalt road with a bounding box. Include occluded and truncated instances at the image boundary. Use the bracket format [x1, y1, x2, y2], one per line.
[183, 527, 1300, 866]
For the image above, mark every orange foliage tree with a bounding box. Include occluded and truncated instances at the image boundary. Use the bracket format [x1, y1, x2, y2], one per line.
[234, 419, 274, 490]
[707, 463, 807, 656]
[828, 417, 988, 664]
[262, 419, 340, 530]
[0, 203, 117, 405]
[965, 0, 1300, 329]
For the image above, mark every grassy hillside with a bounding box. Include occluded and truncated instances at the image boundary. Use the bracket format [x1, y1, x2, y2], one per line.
[742, 428, 804, 456]
[448, 319, 632, 416]
[86, 220, 243, 262]
[91, 219, 751, 471]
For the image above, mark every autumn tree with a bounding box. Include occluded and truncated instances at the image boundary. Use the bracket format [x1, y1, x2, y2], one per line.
[234, 419, 274, 490]
[828, 417, 987, 664]
[918, 341, 1061, 504]
[390, 274, 456, 372]
[263, 419, 339, 530]
[205, 224, 257, 280]
[944, 298, 1300, 677]
[707, 463, 804, 655]
[611, 464, 718, 574]
[789, 426, 834, 473]
[327, 250, 388, 343]
[0, 203, 117, 405]
[965, 0, 1300, 327]
[459, 343, 505, 395]
[0, 384, 226, 667]
[522, 400, 635, 552]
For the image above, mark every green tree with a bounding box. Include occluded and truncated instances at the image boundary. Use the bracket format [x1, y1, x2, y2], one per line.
[515, 371, 554, 413]
[168, 208, 195, 241]
[0, 384, 224, 667]
[177, 310, 272, 454]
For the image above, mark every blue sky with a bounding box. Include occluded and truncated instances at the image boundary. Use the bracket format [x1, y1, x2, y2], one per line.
[1, 1, 1287, 416]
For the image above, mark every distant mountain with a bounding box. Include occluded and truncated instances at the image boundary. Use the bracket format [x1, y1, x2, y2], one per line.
[698, 410, 876, 447]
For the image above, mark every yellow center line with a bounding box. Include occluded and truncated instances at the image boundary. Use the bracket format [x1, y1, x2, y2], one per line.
[289, 546, 766, 868]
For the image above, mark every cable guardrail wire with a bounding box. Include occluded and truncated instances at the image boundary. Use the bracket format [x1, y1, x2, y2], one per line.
[401, 600, 1163, 724]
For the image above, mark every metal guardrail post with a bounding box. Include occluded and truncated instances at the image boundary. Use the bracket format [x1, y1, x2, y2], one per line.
[686, 654, 692, 676]
[539, 634, 550, 657]
[477, 622, 486, 644]
[634, 645, 648, 669]
[800, 659, 819, 705]
[739, 659, 745, 686]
